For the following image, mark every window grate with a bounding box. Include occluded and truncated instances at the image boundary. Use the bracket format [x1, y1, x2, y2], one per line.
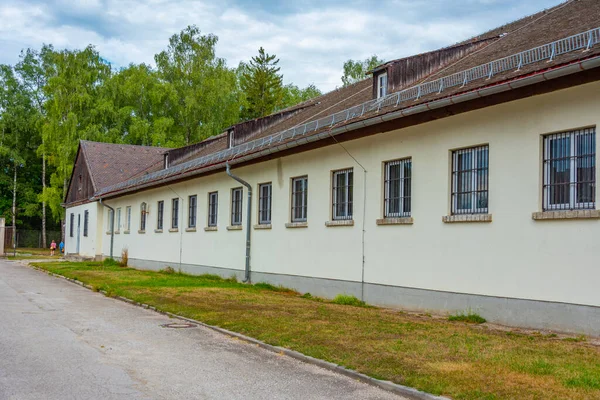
[231, 188, 243, 226]
[291, 176, 308, 222]
[208, 192, 218, 227]
[451, 145, 489, 215]
[157, 201, 164, 230]
[258, 183, 272, 224]
[140, 203, 147, 231]
[188, 195, 197, 228]
[543, 128, 596, 211]
[116, 208, 121, 232]
[172, 198, 179, 229]
[83, 210, 89, 237]
[332, 169, 353, 220]
[384, 159, 412, 218]
[126, 206, 131, 231]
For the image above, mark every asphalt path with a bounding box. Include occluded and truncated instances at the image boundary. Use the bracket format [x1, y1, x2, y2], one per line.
[0, 259, 403, 400]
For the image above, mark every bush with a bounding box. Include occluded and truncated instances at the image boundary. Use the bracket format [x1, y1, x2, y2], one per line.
[103, 258, 119, 267]
[301, 292, 313, 299]
[160, 266, 176, 274]
[448, 312, 487, 324]
[332, 294, 367, 307]
[119, 248, 128, 267]
[254, 282, 298, 293]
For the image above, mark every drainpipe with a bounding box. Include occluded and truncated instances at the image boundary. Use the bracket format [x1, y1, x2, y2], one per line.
[99, 198, 114, 260]
[225, 162, 252, 283]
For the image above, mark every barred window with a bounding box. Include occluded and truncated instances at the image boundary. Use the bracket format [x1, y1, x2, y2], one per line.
[172, 198, 179, 229]
[107, 209, 113, 232]
[83, 210, 89, 237]
[332, 169, 353, 220]
[140, 202, 147, 231]
[384, 159, 411, 217]
[258, 183, 272, 224]
[451, 145, 489, 214]
[231, 188, 243, 226]
[157, 201, 164, 230]
[291, 176, 308, 222]
[126, 206, 131, 231]
[543, 128, 595, 211]
[116, 208, 121, 232]
[188, 195, 197, 228]
[70, 213, 74, 237]
[208, 192, 218, 227]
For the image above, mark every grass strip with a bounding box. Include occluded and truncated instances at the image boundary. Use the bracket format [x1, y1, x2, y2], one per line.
[31, 261, 600, 400]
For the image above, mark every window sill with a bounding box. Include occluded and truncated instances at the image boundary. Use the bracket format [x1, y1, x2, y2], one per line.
[325, 220, 354, 227]
[169, 228, 179, 233]
[154, 229, 163, 233]
[253, 224, 272, 230]
[138, 230, 146, 234]
[185, 227, 197, 232]
[114, 231, 120, 235]
[204, 226, 218, 232]
[123, 230, 130, 235]
[532, 210, 600, 220]
[442, 214, 492, 223]
[376, 217, 413, 225]
[285, 222, 308, 228]
[105, 231, 112, 235]
[227, 225, 243, 231]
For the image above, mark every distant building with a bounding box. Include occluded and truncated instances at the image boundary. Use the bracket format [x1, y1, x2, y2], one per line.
[64, 0, 600, 335]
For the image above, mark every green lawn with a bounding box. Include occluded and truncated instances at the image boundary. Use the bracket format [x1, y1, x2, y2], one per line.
[5, 248, 62, 260]
[32, 261, 600, 400]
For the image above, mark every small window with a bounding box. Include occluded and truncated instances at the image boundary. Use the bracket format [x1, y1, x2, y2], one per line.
[78, 175, 83, 192]
[291, 176, 308, 222]
[384, 159, 412, 217]
[116, 208, 121, 232]
[69, 213, 74, 237]
[140, 202, 147, 231]
[83, 210, 89, 237]
[377, 72, 387, 99]
[188, 195, 197, 228]
[157, 201, 164, 230]
[451, 145, 489, 215]
[172, 198, 179, 229]
[231, 188, 243, 226]
[258, 183, 272, 224]
[208, 192, 218, 227]
[543, 128, 596, 211]
[126, 206, 131, 231]
[107, 209, 114, 232]
[332, 169, 353, 220]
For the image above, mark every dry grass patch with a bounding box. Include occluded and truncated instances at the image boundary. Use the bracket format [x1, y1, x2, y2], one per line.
[31, 261, 600, 400]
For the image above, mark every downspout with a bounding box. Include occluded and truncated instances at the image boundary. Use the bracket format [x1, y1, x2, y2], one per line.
[225, 162, 252, 283]
[99, 198, 114, 260]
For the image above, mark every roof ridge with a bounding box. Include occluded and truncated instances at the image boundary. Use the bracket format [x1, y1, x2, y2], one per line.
[80, 139, 171, 151]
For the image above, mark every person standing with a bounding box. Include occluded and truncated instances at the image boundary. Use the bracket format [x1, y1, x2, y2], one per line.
[50, 240, 57, 256]
[59, 241, 64, 254]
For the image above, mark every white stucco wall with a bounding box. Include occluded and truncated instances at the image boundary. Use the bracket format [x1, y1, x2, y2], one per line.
[65, 202, 103, 258]
[89, 80, 599, 308]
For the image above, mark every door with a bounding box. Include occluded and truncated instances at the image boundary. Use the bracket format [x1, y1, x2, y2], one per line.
[76, 214, 81, 254]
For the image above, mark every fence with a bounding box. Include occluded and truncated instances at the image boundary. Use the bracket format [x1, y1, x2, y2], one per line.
[1, 227, 62, 254]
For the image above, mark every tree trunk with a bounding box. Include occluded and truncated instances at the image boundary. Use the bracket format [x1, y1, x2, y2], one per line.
[42, 150, 47, 248]
[61, 177, 68, 242]
[12, 162, 17, 250]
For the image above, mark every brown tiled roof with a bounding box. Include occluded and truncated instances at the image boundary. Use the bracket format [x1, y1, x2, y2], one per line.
[80, 141, 170, 192]
[94, 0, 600, 199]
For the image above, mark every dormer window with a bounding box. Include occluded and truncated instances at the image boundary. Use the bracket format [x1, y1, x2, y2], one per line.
[377, 72, 388, 99]
[164, 154, 169, 169]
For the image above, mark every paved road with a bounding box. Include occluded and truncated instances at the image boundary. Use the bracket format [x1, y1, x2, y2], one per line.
[0, 260, 403, 400]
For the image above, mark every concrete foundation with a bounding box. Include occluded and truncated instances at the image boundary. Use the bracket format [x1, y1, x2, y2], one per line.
[125, 257, 600, 336]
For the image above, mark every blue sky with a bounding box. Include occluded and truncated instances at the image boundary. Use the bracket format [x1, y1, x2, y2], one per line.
[0, 0, 563, 92]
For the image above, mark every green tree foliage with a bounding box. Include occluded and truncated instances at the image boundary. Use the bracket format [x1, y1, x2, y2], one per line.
[0, 27, 323, 233]
[239, 47, 284, 120]
[341, 55, 385, 86]
[155, 25, 241, 145]
[280, 83, 322, 110]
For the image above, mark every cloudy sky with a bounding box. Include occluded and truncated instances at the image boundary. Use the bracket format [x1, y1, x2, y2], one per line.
[0, 0, 562, 92]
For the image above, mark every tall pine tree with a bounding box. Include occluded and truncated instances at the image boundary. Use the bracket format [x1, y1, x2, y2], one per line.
[239, 47, 283, 120]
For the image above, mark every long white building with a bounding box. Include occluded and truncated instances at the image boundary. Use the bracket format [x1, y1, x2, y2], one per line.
[64, 0, 600, 335]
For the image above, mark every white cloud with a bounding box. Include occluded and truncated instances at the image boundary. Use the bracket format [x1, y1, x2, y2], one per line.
[0, 0, 563, 91]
